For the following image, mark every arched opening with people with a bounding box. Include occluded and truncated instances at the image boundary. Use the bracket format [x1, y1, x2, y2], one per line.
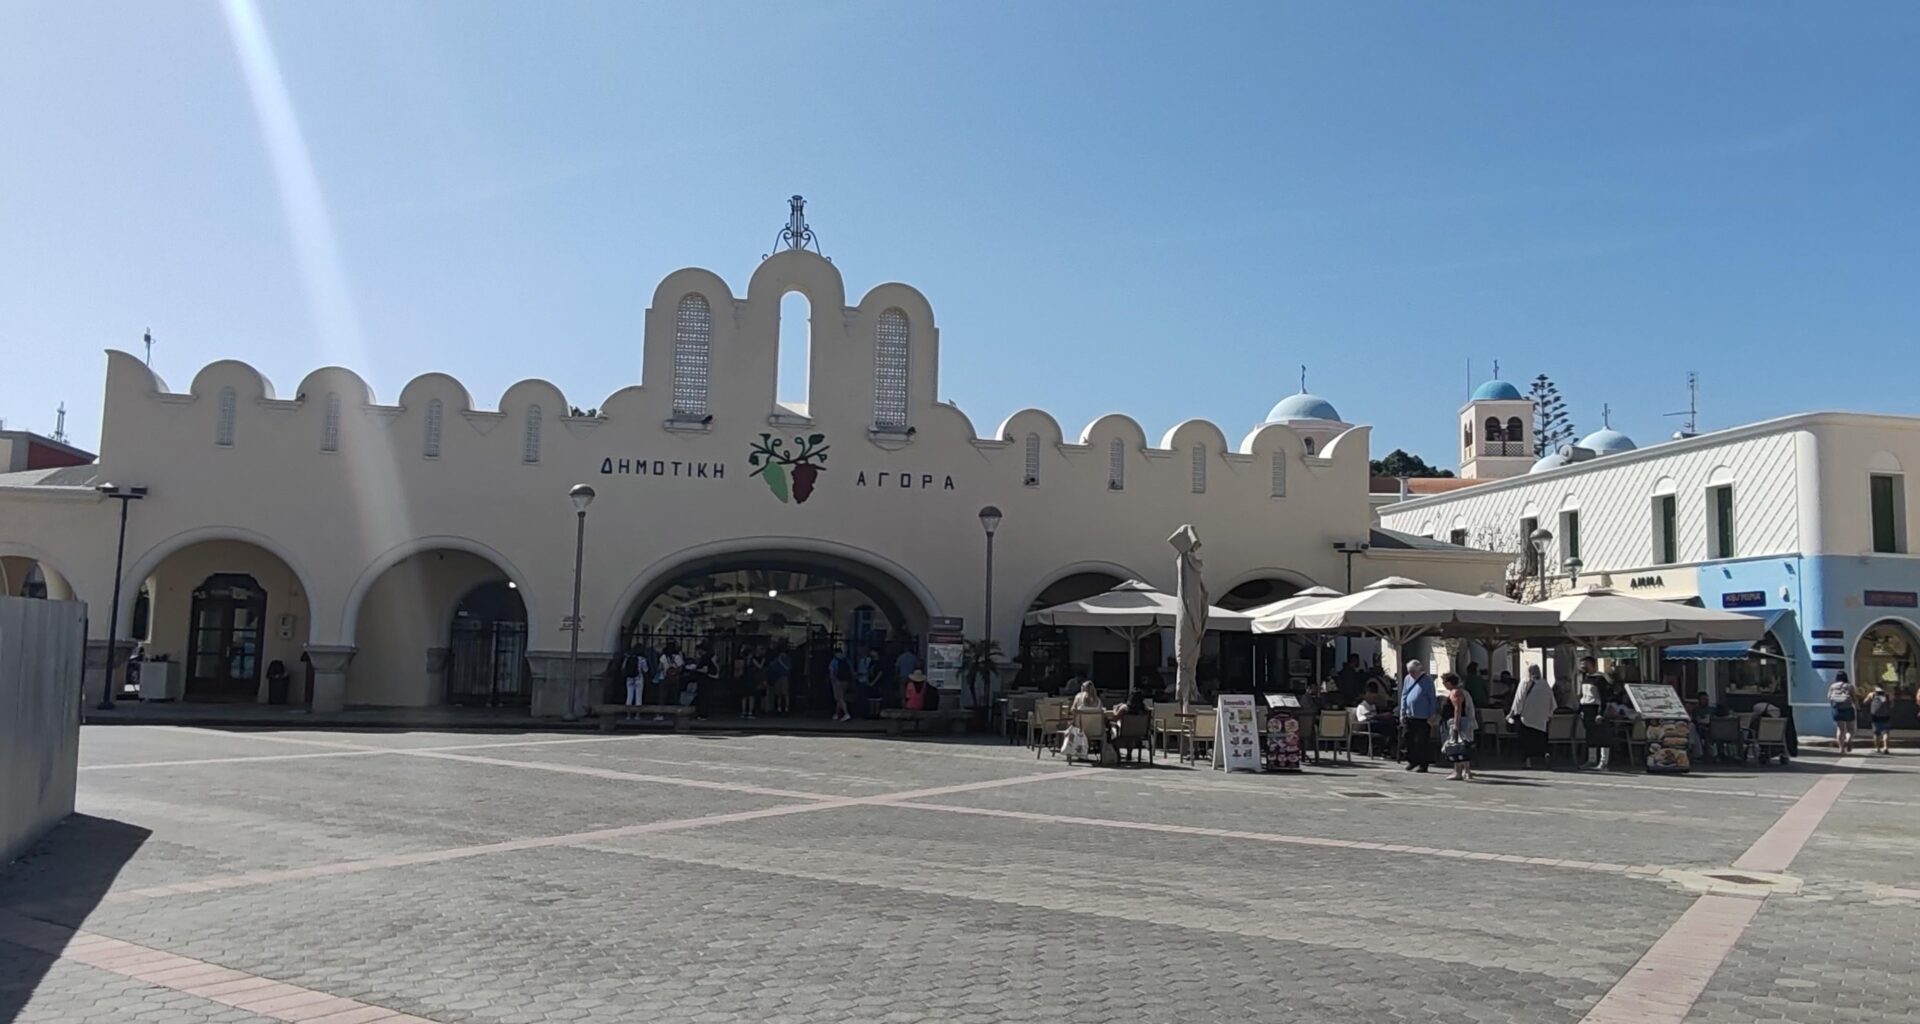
[1015, 569, 1133, 694]
[614, 549, 931, 721]
[1854, 618, 1919, 729]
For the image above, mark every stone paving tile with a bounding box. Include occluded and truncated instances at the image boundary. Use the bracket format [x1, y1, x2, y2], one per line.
[915, 767, 1780, 871]
[1, 939, 280, 1024]
[1687, 899, 1920, 1023]
[8, 727, 1915, 1023]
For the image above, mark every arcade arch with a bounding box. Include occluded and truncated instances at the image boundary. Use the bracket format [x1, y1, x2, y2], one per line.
[132, 537, 313, 703]
[345, 543, 531, 707]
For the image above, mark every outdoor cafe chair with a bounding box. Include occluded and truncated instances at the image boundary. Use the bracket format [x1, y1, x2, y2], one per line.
[1112, 714, 1153, 765]
[1029, 699, 1069, 756]
[1707, 715, 1744, 763]
[1476, 708, 1509, 757]
[1004, 693, 1038, 744]
[1752, 716, 1789, 765]
[1065, 709, 1110, 765]
[1625, 719, 1649, 767]
[1150, 704, 1184, 754]
[1183, 710, 1217, 764]
[1313, 710, 1353, 764]
[1547, 712, 1582, 765]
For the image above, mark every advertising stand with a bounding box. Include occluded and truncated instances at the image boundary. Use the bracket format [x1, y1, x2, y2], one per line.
[1625, 683, 1691, 774]
[1213, 694, 1262, 772]
[1262, 693, 1304, 771]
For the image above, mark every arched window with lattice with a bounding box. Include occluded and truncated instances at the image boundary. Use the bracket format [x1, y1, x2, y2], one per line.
[524, 404, 543, 463]
[321, 392, 340, 452]
[672, 293, 712, 418]
[1024, 433, 1041, 486]
[424, 399, 444, 458]
[1108, 438, 1125, 490]
[873, 308, 910, 431]
[1485, 416, 1505, 442]
[1191, 444, 1207, 493]
[215, 386, 236, 447]
[1272, 450, 1287, 497]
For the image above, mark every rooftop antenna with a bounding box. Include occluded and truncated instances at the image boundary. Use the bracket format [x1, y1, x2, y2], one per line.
[143, 327, 154, 367]
[1665, 370, 1699, 438]
[53, 403, 68, 443]
[765, 194, 825, 260]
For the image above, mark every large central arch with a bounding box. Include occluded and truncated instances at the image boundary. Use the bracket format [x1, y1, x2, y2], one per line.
[601, 536, 942, 653]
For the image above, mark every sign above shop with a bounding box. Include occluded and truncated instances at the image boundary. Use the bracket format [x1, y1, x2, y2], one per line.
[1864, 590, 1919, 608]
[601, 431, 958, 503]
[1628, 575, 1667, 590]
[1721, 591, 1767, 609]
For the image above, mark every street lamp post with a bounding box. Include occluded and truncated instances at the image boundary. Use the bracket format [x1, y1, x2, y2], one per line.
[977, 505, 1003, 703]
[1528, 527, 1554, 603]
[564, 484, 595, 721]
[95, 483, 148, 711]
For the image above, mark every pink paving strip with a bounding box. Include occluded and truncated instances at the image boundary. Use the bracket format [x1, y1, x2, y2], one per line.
[0, 907, 434, 1022]
[1579, 757, 1866, 1024]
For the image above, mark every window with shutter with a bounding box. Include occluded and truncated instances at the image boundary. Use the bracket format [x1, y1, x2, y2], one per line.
[424, 399, 443, 458]
[672, 293, 712, 418]
[873, 308, 910, 430]
[321, 392, 340, 452]
[524, 404, 543, 463]
[215, 386, 236, 447]
[1024, 433, 1041, 486]
[1108, 438, 1125, 490]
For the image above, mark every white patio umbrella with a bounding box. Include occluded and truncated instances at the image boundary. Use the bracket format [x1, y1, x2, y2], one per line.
[1243, 586, 1342, 693]
[1266, 576, 1560, 667]
[1533, 588, 1767, 644]
[1025, 575, 1252, 705]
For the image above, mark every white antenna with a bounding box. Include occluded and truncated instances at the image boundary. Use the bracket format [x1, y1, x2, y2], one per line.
[1664, 370, 1699, 437]
[53, 403, 68, 443]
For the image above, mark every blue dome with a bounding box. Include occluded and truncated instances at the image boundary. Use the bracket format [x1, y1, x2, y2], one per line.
[1266, 393, 1342, 423]
[1530, 452, 1570, 474]
[1472, 380, 1524, 401]
[1579, 428, 1637, 455]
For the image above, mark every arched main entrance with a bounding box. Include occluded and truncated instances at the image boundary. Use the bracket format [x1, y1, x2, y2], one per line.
[1855, 619, 1919, 729]
[1016, 570, 1129, 692]
[131, 536, 313, 704]
[447, 581, 529, 708]
[618, 550, 931, 719]
[1216, 575, 1312, 693]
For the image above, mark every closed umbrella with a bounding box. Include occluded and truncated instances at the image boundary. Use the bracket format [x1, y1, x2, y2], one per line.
[1170, 526, 1207, 711]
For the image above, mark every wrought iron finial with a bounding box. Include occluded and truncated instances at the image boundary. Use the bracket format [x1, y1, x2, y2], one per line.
[1300, 364, 1307, 393]
[766, 194, 825, 259]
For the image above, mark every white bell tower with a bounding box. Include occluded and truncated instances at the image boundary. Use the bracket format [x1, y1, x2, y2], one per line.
[1460, 368, 1534, 480]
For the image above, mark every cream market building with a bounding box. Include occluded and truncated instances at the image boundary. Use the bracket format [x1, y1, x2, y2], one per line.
[1, 204, 1510, 716]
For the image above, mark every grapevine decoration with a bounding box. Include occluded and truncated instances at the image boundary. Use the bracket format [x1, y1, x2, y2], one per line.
[748, 432, 830, 504]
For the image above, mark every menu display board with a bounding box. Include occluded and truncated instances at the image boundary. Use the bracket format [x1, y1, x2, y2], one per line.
[1214, 694, 1262, 772]
[1625, 683, 1691, 774]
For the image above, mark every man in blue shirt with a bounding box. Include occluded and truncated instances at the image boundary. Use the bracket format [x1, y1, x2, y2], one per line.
[1398, 659, 1437, 772]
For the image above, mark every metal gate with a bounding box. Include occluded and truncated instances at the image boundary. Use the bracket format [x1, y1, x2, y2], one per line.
[626, 627, 922, 716]
[448, 620, 529, 707]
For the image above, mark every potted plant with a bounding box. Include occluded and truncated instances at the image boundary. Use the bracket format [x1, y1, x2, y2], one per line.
[959, 639, 1004, 730]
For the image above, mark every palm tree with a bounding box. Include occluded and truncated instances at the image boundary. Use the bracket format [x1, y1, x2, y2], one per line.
[959, 639, 1004, 707]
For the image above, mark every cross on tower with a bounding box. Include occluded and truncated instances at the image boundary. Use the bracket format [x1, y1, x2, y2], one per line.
[1300, 365, 1308, 393]
[1602, 403, 1612, 429]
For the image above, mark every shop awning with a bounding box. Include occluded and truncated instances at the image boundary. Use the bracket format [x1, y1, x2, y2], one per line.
[1663, 609, 1794, 661]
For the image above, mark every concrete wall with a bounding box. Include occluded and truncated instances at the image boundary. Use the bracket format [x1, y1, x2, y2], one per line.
[0, 595, 87, 865]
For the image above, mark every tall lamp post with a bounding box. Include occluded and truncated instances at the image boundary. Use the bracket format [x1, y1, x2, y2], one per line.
[564, 484, 595, 721]
[1528, 527, 1554, 603]
[95, 483, 148, 711]
[977, 505, 1003, 702]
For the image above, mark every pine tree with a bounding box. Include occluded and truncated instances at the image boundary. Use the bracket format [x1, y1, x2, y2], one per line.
[1530, 374, 1575, 457]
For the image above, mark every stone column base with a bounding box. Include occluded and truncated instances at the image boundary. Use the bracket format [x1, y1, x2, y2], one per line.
[527, 650, 612, 720]
[304, 645, 357, 713]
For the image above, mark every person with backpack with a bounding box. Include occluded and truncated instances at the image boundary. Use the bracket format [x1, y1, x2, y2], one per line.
[1866, 681, 1893, 755]
[1827, 670, 1858, 754]
[827, 643, 855, 721]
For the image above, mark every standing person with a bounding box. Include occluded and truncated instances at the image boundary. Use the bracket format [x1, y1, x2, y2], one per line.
[685, 645, 718, 718]
[766, 642, 793, 715]
[1462, 662, 1489, 709]
[858, 647, 882, 715]
[827, 644, 855, 722]
[893, 645, 919, 700]
[622, 642, 650, 716]
[1867, 682, 1894, 755]
[1440, 673, 1476, 781]
[1508, 664, 1554, 769]
[652, 642, 684, 723]
[1334, 654, 1365, 705]
[739, 646, 766, 720]
[1398, 659, 1437, 773]
[1828, 670, 1858, 754]
[1578, 656, 1614, 770]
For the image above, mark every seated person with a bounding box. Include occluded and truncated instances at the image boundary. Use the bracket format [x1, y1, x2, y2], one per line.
[902, 670, 931, 711]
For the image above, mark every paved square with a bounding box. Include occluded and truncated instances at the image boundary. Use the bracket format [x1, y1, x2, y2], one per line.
[3, 726, 1916, 1023]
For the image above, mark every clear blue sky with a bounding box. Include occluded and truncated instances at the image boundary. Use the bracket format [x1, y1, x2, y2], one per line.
[4, 2, 1917, 461]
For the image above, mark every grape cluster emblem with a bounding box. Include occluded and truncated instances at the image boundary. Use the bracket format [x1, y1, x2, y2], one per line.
[748, 432, 830, 504]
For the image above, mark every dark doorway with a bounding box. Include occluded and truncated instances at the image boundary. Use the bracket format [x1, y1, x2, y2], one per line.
[185, 573, 267, 701]
[448, 581, 529, 707]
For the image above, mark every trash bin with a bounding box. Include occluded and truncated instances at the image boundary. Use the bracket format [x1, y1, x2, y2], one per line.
[266, 660, 290, 705]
